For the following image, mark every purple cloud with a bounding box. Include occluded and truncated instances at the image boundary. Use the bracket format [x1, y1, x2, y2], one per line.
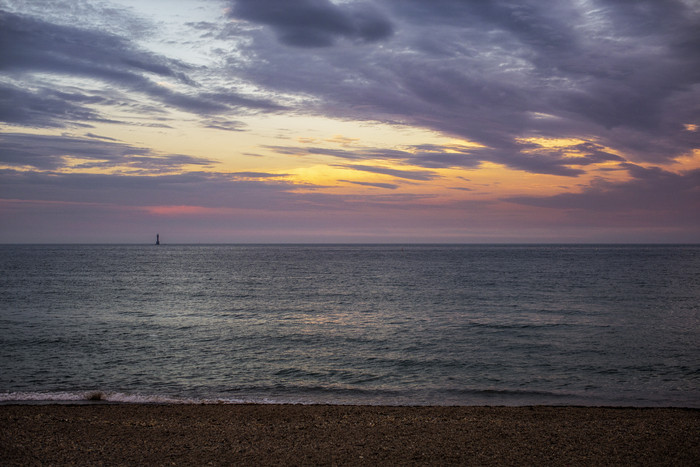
[227, 0, 699, 172]
[228, 0, 393, 47]
[505, 164, 700, 227]
[0, 132, 218, 172]
[0, 9, 282, 126]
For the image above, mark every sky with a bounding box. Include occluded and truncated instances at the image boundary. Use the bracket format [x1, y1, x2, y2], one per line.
[1, 0, 699, 243]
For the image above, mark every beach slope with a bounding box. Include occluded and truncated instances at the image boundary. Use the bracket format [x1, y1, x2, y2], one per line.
[1, 405, 698, 465]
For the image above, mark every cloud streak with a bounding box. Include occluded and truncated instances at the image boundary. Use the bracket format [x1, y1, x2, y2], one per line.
[0, 132, 218, 173]
[338, 164, 437, 181]
[339, 180, 399, 190]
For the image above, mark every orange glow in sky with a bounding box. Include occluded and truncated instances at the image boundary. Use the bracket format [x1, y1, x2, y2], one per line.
[1, 1, 698, 243]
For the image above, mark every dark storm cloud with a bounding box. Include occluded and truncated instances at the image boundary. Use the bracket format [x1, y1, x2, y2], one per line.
[0, 132, 217, 172]
[228, 0, 393, 47]
[228, 0, 700, 173]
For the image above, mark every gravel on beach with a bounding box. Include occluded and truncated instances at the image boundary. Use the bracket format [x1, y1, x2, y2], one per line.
[1, 404, 698, 465]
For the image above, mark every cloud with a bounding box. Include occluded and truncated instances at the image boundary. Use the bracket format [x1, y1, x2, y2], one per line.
[200, 118, 246, 132]
[505, 164, 700, 226]
[230, 172, 289, 179]
[264, 141, 600, 176]
[199, 91, 285, 112]
[85, 133, 118, 142]
[0, 132, 217, 172]
[0, 0, 152, 39]
[338, 164, 437, 181]
[263, 145, 406, 161]
[0, 169, 300, 210]
[0, 10, 191, 84]
[0, 9, 282, 124]
[0, 83, 116, 128]
[338, 179, 399, 190]
[564, 143, 626, 165]
[2, 0, 699, 243]
[229, 0, 700, 174]
[6, 1, 696, 174]
[399, 146, 482, 170]
[228, 0, 393, 47]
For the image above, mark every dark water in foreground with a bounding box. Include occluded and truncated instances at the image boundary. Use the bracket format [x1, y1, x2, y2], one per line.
[1, 244, 698, 406]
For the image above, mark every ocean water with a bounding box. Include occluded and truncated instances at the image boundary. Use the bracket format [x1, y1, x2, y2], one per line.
[0, 244, 698, 407]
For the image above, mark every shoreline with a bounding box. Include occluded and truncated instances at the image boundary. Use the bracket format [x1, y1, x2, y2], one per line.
[2, 404, 698, 465]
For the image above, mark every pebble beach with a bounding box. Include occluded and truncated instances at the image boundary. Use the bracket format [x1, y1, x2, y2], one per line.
[2, 404, 698, 465]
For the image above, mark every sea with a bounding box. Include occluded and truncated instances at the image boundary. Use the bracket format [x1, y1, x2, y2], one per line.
[1, 244, 698, 407]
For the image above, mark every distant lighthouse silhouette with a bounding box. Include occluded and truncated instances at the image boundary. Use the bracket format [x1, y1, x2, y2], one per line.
[156, 233, 160, 245]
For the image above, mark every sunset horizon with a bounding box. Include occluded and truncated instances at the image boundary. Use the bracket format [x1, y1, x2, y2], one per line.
[2, 3, 700, 461]
[2, 0, 699, 243]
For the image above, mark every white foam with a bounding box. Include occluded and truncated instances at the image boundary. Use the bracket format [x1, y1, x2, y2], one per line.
[0, 391, 312, 405]
[0, 391, 87, 402]
[0, 391, 201, 404]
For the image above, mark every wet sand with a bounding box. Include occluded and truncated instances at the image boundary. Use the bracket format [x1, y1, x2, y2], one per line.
[1, 404, 698, 465]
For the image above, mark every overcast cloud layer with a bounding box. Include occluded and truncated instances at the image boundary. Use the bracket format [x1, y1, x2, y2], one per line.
[226, 0, 700, 166]
[1, 0, 699, 242]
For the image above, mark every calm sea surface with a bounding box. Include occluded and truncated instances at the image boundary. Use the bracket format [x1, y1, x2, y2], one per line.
[1, 244, 698, 406]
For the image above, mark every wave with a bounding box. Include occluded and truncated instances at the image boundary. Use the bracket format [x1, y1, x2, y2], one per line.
[0, 390, 382, 406]
[2, 387, 694, 407]
[0, 391, 212, 405]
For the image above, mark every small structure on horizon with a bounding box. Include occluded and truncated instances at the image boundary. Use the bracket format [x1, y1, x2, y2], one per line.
[156, 233, 160, 245]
